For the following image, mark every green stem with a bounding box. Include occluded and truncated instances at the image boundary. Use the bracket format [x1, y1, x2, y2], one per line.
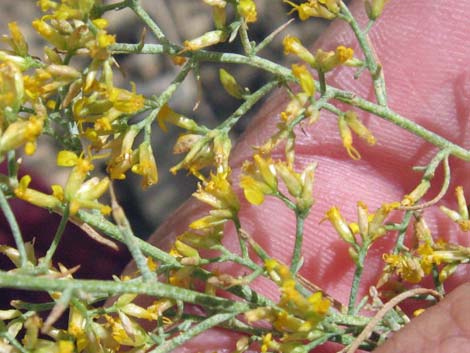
[219, 80, 280, 131]
[331, 88, 470, 160]
[233, 216, 248, 259]
[290, 211, 306, 274]
[95, 0, 128, 14]
[304, 333, 339, 351]
[41, 204, 70, 267]
[215, 245, 258, 272]
[0, 271, 252, 312]
[111, 44, 470, 160]
[0, 188, 27, 268]
[76, 210, 180, 267]
[148, 312, 240, 353]
[392, 211, 413, 253]
[110, 43, 293, 78]
[239, 20, 253, 55]
[111, 190, 154, 282]
[318, 71, 327, 96]
[253, 19, 294, 55]
[0, 322, 29, 353]
[128, 0, 176, 49]
[348, 243, 369, 314]
[432, 264, 445, 295]
[340, 2, 387, 106]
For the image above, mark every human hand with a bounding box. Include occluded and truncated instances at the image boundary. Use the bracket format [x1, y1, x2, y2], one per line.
[141, 1, 470, 351]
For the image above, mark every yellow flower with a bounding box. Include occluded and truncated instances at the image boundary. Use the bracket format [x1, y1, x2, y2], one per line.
[156, 104, 201, 133]
[131, 141, 159, 189]
[105, 313, 147, 347]
[57, 151, 111, 215]
[282, 35, 315, 66]
[106, 128, 139, 180]
[32, 19, 67, 50]
[14, 175, 62, 209]
[291, 64, 315, 97]
[183, 30, 228, 51]
[440, 186, 470, 231]
[261, 333, 273, 353]
[193, 171, 240, 212]
[338, 114, 360, 160]
[275, 161, 316, 212]
[237, 0, 257, 23]
[189, 172, 239, 230]
[0, 115, 44, 156]
[240, 154, 278, 205]
[5, 22, 29, 56]
[109, 85, 145, 114]
[37, 0, 59, 12]
[284, 0, 340, 20]
[325, 206, 355, 244]
[177, 226, 223, 249]
[0, 62, 24, 120]
[383, 253, 424, 283]
[344, 110, 376, 145]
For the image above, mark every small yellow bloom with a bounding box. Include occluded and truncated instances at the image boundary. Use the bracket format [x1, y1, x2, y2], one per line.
[284, 0, 339, 20]
[0, 62, 24, 120]
[14, 175, 62, 209]
[291, 64, 315, 97]
[131, 141, 158, 189]
[240, 154, 278, 205]
[283, 35, 316, 66]
[336, 45, 354, 64]
[32, 19, 67, 50]
[338, 115, 360, 160]
[325, 206, 355, 244]
[157, 104, 200, 133]
[401, 179, 430, 207]
[237, 0, 257, 23]
[344, 110, 376, 145]
[0, 116, 44, 156]
[183, 30, 228, 51]
[106, 128, 139, 180]
[314, 46, 355, 72]
[6, 22, 29, 56]
[383, 253, 424, 283]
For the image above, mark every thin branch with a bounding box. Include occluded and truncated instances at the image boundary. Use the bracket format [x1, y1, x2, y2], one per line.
[345, 288, 442, 353]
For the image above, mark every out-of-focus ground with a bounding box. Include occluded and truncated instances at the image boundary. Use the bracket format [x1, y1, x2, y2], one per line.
[0, 0, 328, 237]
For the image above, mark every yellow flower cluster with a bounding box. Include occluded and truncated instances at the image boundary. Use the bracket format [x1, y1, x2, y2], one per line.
[0, 0, 161, 215]
[284, 0, 340, 21]
[245, 258, 330, 349]
[380, 212, 470, 286]
[325, 201, 398, 262]
[240, 153, 316, 214]
[279, 34, 372, 161]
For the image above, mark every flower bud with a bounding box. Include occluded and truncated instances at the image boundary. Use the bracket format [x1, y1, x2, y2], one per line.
[283, 35, 315, 66]
[291, 64, 315, 97]
[183, 30, 228, 51]
[237, 0, 257, 23]
[365, 0, 387, 20]
[219, 68, 244, 99]
[325, 206, 356, 244]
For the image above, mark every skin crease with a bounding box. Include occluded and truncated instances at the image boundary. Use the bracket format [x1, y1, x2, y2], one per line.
[131, 1, 470, 352]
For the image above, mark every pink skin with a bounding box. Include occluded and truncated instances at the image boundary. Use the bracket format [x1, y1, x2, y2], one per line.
[141, 1, 470, 352]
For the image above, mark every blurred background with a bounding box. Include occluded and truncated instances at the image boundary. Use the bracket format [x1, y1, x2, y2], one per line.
[0, 0, 328, 282]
